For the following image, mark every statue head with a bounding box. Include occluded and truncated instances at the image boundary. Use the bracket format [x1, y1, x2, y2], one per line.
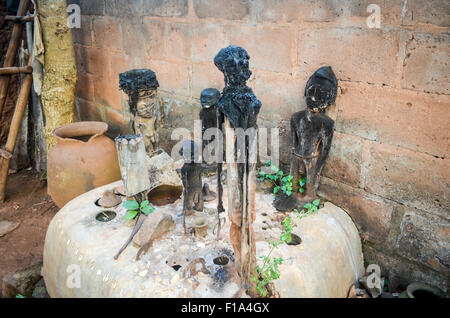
[305, 66, 338, 113]
[214, 46, 252, 87]
[200, 88, 221, 108]
[119, 69, 159, 117]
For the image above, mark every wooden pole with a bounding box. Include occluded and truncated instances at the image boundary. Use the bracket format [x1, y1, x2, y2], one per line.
[0, 56, 33, 202]
[0, 0, 30, 116]
[0, 66, 33, 75]
[113, 134, 151, 260]
[5, 15, 34, 23]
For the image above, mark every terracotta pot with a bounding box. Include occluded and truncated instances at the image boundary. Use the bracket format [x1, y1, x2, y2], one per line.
[48, 121, 121, 208]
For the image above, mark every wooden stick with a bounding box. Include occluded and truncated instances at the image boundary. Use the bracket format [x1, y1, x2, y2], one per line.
[0, 66, 33, 75]
[0, 56, 33, 202]
[5, 15, 34, 23]
[0, 0, 30, 117]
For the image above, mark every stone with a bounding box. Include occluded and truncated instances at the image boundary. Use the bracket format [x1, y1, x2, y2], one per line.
[31, 278, 49, 298]
[359, 275, 382, 298]
[133, 211, 175, 247]
[395, 209, 449, 272]
[146, 150, 183, 190]
[1, 263, 42, 298]
[0, 220, 20, 237]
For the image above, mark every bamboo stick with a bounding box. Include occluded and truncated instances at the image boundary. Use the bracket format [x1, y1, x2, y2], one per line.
[0, 0, 30, 116]
[0, 56, 33, 202]
[5, 15, 34, 23]
[0, 66, 33, 75]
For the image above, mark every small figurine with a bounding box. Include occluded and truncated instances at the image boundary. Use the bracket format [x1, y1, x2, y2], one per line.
[179, 140, 204, 233]
[274, 66, 337, 211]
[119, 69, 162, 154]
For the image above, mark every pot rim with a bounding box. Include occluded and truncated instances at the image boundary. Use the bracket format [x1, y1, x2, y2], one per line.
[51, 121, 109, 144]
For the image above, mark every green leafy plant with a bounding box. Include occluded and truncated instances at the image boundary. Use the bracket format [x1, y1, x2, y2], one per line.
[252, 216, 294, 297]
[298, 177, 306, 194]
[15, 294, 25, 298]
[258, 161, 300, 197]
[123, 200, 155, 220]
[294, 199, 321, 219]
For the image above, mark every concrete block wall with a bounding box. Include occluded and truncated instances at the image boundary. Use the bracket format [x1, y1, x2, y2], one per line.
[69, 0, 449, 292]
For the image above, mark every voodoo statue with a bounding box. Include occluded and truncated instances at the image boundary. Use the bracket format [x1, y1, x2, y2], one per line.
[273, 66, 337, 211]
[199, 88, 224, 211]
[179, 140, 204, 233]
[214, 45, 262, 294]
[119, 69, 162, 154]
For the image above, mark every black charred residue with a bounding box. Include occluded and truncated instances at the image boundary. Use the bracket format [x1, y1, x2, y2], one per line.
[119, 69, 159, 114]
[213, 268, 229, 289]
[305, 66, 338, 112]
[214, 46, 261, 130]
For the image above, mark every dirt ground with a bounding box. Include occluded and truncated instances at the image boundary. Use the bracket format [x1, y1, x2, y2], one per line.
[0, 169, 58, 297]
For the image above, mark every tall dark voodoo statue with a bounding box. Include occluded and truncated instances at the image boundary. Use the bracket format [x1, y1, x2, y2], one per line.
[214, 45, 261, 294]
[119, 68, 162, 154]
[273, 66, 337, 211]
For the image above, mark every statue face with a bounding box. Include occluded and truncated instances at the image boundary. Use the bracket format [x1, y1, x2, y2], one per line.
[136, 89, 158, 117]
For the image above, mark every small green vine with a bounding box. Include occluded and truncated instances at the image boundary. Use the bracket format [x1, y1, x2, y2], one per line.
[123, 200, 155, 220]
[258, 161, 306, 196]
[252, 216, 295, 297]
[294, 199, 321, 219]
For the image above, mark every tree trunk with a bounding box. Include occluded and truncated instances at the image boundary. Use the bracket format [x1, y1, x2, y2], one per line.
[37, 0, 76, 153]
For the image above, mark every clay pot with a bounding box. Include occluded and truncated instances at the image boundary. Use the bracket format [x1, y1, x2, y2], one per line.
[48, 121, 121, 208]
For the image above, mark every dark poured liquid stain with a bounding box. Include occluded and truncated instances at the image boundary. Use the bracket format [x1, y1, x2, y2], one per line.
[148, 185, 182, 206]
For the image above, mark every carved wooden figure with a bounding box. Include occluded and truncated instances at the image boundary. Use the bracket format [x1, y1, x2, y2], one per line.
[274, 66, 338, 211]
[179, 140, 204, 233]
[214, 46, 261, 294]
[119, 69, 162, 154]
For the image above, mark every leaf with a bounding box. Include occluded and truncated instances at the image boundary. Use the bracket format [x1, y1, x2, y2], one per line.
[141, 206, 155, 215]
[299, 188, 305, 193]
[124, 210, 138, 220]
[15, 294, 25, 298]
[304, 203, 313, 209]
[312, 199, 320, 206]
[286, 191, 292, 196]
[141, 200, 149, 208]
[266, 160, 272, 167]
[123, 200, 139, 210]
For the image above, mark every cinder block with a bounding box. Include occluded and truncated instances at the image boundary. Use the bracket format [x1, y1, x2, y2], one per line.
[148, 60, 191, 97]
[144, 0, 188, 17]
[252, 0, 343, 23]
[364, 141, 450, 217]
[225, 24, 295, 73]
[402, 32, 449, 95]
[297, 28, 399, 86]
[322, 132, 363, 188]
[194, 0, 249, 20]
[335, 82, 450, 158]
[92, 16, 122, 50]
[71, 16, 92, 46]
[191, 63, 224, 99]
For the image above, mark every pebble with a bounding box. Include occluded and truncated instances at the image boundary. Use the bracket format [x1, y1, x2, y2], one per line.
[180, 245, 189, 251]
[156, 254, 162, 260]
[170, 273, 180, 285]
[155, 276, 162, 283]
[139, 270, 148, 278]
[196, 242, 206, 248]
